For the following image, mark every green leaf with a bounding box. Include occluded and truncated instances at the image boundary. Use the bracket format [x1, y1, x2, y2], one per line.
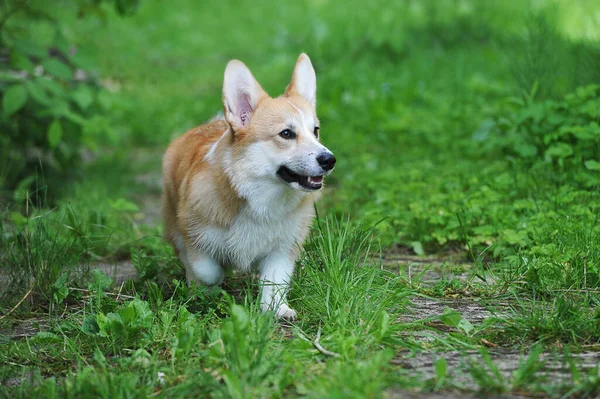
[411, 241, 425, 256]
[47, 119, 63, 149]
[52, 273, 70, 305]
[129, 299, 154, 328]
[503, 229, 528, 245]
[119, 305, 136, 324]
[13, 40, 47, 58]
[559, 124, 599, 141]
[42, 59, 73, 80]
[8, 212, 27, 227]
[71, 51, 94, 70]
[72, 85, 95, 109]
[13, 175, 36, 203]
[457, 318, 475, 335]
[61, 109, 87, 125]
[52, 274, 68, 291]
[31, 332, 61, 344]
[379, 310, 390, 340]
[96, 312, 110, 336]
[109, 198, 140, 212]
[434, 357, 447, 380]
[545, 143, 573, 159]
[53, 286, 69, 305]
[231, 304, 249, 331]
[93, 348, 108, 366]
[175, 326, 196, 356]
[514, 143, 537, 158]
[82, 315, 100, 335]
[25, 80, 51, 105]
[177, 306, 193, 328]
[47, 101, 71, 119]
[2, 84, 28, 116]
[440, 308, 461, 327]
[90, 268, 113, 292]
[97, 90, 115, 110]
[584, 160, 600, 171]
[10, 49, 34, 72]
[37, 78, 66, 97]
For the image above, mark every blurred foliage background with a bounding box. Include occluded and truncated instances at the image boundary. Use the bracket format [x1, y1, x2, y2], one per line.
[1, 0, 600, 300]
[2, 0, 598, 192]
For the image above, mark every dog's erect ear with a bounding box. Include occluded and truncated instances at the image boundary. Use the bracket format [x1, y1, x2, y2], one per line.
[285, 53, 316, 108]
[222, 60, 267, 131]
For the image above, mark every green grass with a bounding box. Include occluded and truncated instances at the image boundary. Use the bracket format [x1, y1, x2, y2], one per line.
[2, 0, 600, 397]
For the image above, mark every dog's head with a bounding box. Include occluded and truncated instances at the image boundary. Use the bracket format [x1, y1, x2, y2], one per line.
[222, 54, 335, 192]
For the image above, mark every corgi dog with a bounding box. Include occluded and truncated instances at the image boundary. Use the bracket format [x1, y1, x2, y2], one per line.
[162, 54, 335, 319]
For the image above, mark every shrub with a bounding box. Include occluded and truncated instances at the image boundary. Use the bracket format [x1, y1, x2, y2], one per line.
[483, 84, 600, 186]
[0, 0, 137, 199]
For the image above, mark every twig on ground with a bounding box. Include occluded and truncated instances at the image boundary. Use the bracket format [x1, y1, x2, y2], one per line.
[116, 281, 125, 301]
[313, 327, 340, 358]
[207, 338, 225, 353]
[59, 303, 69, 319]
[69, 287, 135, 300]
[0, 285, 35, 321]
[547, 288, 600, 293]
[583, 254, 588, 288]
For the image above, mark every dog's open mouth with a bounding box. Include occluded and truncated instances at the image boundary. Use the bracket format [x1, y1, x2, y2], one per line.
[277, 166, 323, 190]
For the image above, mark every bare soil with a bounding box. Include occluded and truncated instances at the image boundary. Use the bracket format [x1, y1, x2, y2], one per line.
[388, 254, 600, 397]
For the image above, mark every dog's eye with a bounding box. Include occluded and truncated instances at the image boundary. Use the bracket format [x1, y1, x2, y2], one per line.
[279, 129, 296, 139]
[314, 127, 320, 138]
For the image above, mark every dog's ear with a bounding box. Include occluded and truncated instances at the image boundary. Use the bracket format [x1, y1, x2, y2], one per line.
[285, 53, 317, 108]
[222, 60, 267, 131]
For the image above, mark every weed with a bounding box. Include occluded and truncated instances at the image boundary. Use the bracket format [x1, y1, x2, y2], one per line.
[292, 216, 410, 355]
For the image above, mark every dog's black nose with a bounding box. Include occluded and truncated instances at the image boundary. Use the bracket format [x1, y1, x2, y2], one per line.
[317, 152, 336, 171]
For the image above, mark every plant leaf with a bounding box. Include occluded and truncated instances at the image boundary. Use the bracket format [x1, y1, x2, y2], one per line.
[411, 241, 425, 256]
[25, 80, 51, 105]
[82, 315, 100, 335]
[10, 49, 34, 72]
[90, 268, 113, 292]
[73, 85, 95, 109]
[47, 119, 63, 149]
[545, 143, 573, 159]
[440, 308, 461, 327]
[42, 59, 73, 80]
[457, 318, 475, 335]
[13, 40, 47, 58]
[31, 332, 61, 343]
[231, 304, 249, 331]
[584, 160, 600, 171]
[2, 84, 28, 116]
[434, 357, 447, 380]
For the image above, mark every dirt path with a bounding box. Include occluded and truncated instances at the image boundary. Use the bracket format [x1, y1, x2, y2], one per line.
[386, 255, 600, 396]
[97, 170, 164, 283]
[397, 349, 600, 390]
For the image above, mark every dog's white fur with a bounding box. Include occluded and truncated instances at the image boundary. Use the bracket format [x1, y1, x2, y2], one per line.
[162, 54, 334, 319]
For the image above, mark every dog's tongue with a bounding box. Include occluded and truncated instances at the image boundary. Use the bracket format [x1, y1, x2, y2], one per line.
[309, 176, 323, 184]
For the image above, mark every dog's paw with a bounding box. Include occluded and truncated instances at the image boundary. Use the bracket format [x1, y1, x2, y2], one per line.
[275, 304, 297, 320]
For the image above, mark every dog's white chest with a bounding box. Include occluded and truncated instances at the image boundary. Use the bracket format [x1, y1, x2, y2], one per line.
[197, 203, 306, 270]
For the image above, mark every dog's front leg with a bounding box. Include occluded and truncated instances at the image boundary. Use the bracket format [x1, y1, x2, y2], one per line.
[259, 251, 296, 320]
[185, 245, 225, 286]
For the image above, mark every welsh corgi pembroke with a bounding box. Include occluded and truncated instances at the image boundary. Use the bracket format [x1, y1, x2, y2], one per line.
[162, 54, 335, 319]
